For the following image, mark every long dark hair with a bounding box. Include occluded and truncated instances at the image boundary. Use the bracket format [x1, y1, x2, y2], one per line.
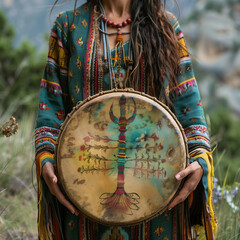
[130, 0, 180, 99]
[51, 0, 181, 99]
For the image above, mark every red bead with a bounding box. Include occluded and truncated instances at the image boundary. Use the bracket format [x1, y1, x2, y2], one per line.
[112, 22, 117, 27]
[122, 21, 127, 26]
[117, 23, 122, 28]
[107, 20, 113, 25]
[117, 31, 122, 35]
[127, 18, 132, 23]
[102, 16, 107, 22]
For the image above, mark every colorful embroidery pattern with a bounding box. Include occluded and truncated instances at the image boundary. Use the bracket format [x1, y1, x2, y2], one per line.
[40, 79, 62, 96]
[55, 109, 65, 120]
[74, 83, 80, 94]
[154, 226, 164, 237]
[48, 30, 68, 70]
[63, 22, 68, 28]
[68, 71, 73, 78]
[174, 78, 197, 96]
[75, 56, 81, 70]
[178, 63, 192, 75]
[70, 24, 76, 31]
[197, 100, 203, 108]
[76, 37, 83, 46]
[80, 19, 87, 28]
[39, 103, 50, 111]
[181, 106, 190, 114]
[184, 125, 210, 151]
[71, 9, 81, 16]
[35, 126, 60, 177]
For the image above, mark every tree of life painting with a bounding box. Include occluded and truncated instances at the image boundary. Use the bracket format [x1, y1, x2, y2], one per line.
[56, 91, 187, 225]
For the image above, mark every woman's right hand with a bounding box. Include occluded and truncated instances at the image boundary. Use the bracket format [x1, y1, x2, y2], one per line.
[42, 161, 79, 216]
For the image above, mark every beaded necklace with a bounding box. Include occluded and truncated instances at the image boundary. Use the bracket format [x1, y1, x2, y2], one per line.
[97, 2, 133, 89]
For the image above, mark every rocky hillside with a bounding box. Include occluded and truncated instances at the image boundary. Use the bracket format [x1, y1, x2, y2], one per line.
[182, 0, 240, 114]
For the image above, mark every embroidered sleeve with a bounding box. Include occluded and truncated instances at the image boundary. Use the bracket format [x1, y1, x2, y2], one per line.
[169, 16, 211, 153]
[35, 12, 70, 176]
[167, 13, 212, 198]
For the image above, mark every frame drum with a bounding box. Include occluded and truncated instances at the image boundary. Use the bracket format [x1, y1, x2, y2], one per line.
[55, 89, 188, 226]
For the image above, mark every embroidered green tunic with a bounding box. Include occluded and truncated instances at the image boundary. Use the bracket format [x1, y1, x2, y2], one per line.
[35, 1, 217, 239]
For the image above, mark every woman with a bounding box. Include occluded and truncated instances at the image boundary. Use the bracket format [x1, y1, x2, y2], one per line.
[35, 0, 217, 239]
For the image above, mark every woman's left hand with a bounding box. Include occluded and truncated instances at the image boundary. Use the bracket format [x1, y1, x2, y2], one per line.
[168, 161, 203, 210]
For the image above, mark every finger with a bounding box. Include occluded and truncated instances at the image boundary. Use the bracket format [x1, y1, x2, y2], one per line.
[50, 181, 79, 216]
[168, 179, 191, 210]
[168, 172, 200, 210]
[175, 161, 201, 181]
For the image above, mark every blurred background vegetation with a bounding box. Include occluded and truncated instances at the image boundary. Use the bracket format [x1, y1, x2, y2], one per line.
[0, 0, 239, 239]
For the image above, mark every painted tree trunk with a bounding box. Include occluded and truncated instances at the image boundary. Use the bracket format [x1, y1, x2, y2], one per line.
[100, 95, 140, 212]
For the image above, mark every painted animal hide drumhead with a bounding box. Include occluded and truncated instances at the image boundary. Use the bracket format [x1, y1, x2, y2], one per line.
[56, 89, 188, 226]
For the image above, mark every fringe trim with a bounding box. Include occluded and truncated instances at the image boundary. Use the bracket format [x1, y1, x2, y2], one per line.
[192, 152, 217, 239]
[37, 174, 52, 239]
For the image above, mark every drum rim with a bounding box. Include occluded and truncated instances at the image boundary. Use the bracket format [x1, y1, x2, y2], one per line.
[55, 88, 189, 226]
